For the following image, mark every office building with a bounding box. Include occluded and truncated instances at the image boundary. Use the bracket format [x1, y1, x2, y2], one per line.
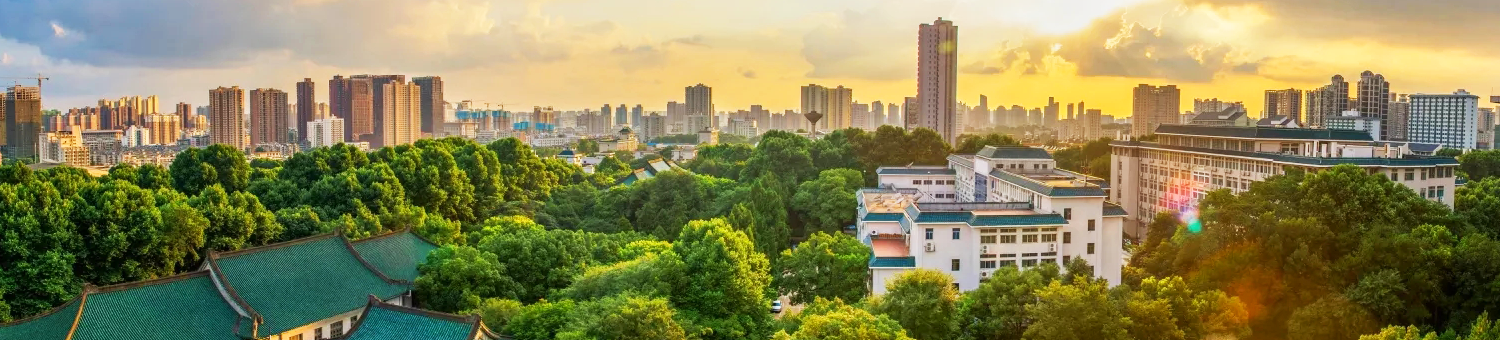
[296, 78, 315, 141]
[1389, 95, 1411, 141]
[1131, 84, 1180, 136]
[1264, 89, 1303, 122]
[860, 146, 1123, 293]
[250, 88, 290, 146]
[381, 82, 422, 147]
[1111, 125, 1461, 236]
[917, 18, 959, 143]
[348, 77, 375, 142]
[308, 117, 346, 149]
[412, 76, 444, 135]
[210, 86, 247, 149]
[1306, 75, 1350, 127]
[1408, 90, 1480, 149]
[1357, 71, 1392, 140]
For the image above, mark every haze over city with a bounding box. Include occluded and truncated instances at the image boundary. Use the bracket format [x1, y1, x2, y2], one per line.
[2, 0, 1498, 116]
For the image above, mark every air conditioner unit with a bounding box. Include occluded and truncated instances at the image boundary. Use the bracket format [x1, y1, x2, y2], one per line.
[925, 242, 936, 252]
[1048, 244, 1056, 252]
[980, 271, 990, 278]
[980, 245, 990, 254]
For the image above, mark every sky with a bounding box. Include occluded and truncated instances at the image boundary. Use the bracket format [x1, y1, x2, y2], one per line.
[0, 0, 1497, 118]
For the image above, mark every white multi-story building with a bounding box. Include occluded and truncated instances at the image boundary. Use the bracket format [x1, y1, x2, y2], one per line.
[1111, 124, 1460, 234]
[1408, 90, 1479, 149]
[1325, 110, 1383, 141]
[859, 146, 1125, 294]
[307, 117, 346, 148]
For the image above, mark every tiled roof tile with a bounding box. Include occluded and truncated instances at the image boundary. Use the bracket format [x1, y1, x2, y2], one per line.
[342, 299, 481, 340]
[214, 235, 410, 335]
[71, 272, 246, 340]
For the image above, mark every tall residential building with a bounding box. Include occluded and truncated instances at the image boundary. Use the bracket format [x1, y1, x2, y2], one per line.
[381, 82, 421, 148]
[631, 104, 644, 127]
[601, 104, 614, 128]
[1357, 71, 1392, 140]
[903, 97, 921, 129]
[1044, 97, 1059, 128]
[176, 102, 193, 129]
[296, 78, 315, 141]
[250, 88, 290, 146]
[1305, 75, 1350, 127]
[144, 113, 181, 145]
[348, 77, 375, 142]
[1389, 95, 1411, 141]
[871, 100, 886, 128]
[852, 102, 871, 130]
[412, 76, 444, 135]
[666, 101, 685, 126]
[1264, 88, 1303, 121]
[1112, 126, 1461, 235]
[640, 114, 667, 142]
[1084, 109, 1103, 140]
[1131, 84, 1181, 137]
[359, 75, 405, 145]
[917, 18, 959, 143]
[1409, 90, 1480, 149]
[828, 86, 853, 130]
[800, 84, 829, 131]
[3, 86, 42, 159]
[616, 104, 628, 127]
[307, 117, 346, 149]
[329, 75, 351, 139]
[1479, 108, 1497, 150]
[861, 146, 1123, 293]
[1191, 98, 1242, 114]
[686, 84, 713, 128]
[888, 102, 901, 126]
[209, 86, 247, 149]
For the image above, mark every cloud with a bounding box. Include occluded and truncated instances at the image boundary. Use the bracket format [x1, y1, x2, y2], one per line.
[739, 68, 757, 78]
[1, 53, 10, 65]
[0, 0, 615, 70]
[798, 1, 955, 81]
[1183, 0, 1500, 53]
[962, 8, 1254, 82]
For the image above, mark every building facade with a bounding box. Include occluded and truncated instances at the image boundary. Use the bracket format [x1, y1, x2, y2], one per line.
[1408, 90, 1480, 149]
[1305, 75, 1351, 128]
[1264, 88, 1303, 122]
[917, 18, 959, 144]
[412, 76, 444, 136]
[1132, 85, 1181, 136]
[296, 78, 315, 141]
[1357, 71, 1392, 140]
[1389, 94, 1411, 141]
[859, 146, 1124, 294]
[1110, 125, 1460, 236]
[3, 86, 41, 160]
[209, 86, 246, 149]
[250, 88, 290, 146]
[381, 82, 422, 148]
[1325, 110, 1383, 141]
[308, 117, 346, 149]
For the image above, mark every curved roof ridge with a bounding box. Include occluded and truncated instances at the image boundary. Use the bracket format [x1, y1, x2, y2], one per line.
[215, 233, 339, 258]
[0, 287, 88, 328]
[203, 253, 264, 325]
[93, 270, 212, 293]
[341, 234, 409, 285]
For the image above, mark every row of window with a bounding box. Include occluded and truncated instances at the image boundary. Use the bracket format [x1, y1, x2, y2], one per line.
[930, 223, 1094, 241]
[288, 315, 357, 340]
[913, 179, 956, 186]
[956, 245, 1099, 271]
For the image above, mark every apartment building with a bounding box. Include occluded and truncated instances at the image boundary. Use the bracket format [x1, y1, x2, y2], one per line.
[1110, 125, 1460, 231]
[859, 146, 1125, 294]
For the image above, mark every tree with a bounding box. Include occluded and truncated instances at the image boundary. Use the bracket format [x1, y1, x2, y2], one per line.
[686, 143, 755, 180]
[1459, 150, 1500, 181]
[872, 269, 958, 340]
[747, 173, 792, 259]
[72, 179, 203, 284]
[467, 298, 523, 330]
[170, 144, 251, 194]
[740, 131, 816, 185]
[414, 245, 520, 313]
[274, 207, 327, 241]
[672, 219, 772, 339]
[576, 139, 601, 155]
[1457, 178, 1500, 237]
[385, 144, 477, 222]
[505, 299, 578, 340]
[415, 215, 464, 246]
[906, 128, 951, 165]
[556, 295, 688, 340]
[489, 137, 560, 203]
[777, 232, 870, 305]
[1024, 280, 1130, 340]
[1124, 276, 1250, 340]
[476, 217, 647, 302]
[953, 133, 1021, 154]
[595, 156, 630, 178]
[626, 170, 735, 240]
[556, 250, 686, 302]
[190, 185, 282, 251]
[955, 265, 1059, 340]
[791, 169, 864, 235]
[1287, 295, 1380, 340]
[778, 297, 913, 340]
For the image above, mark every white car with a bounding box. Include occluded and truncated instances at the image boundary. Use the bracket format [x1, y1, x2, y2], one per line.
[770, 300, 783, 314]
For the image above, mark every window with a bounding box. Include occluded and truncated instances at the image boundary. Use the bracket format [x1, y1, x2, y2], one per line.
[1022, 234, 1039, 243]
[952, 283, 960, 290]
[1406, 169, 1414, 181]
[1087, 243, 1096, 254]
[290, 335, 303, 340]
[925, 228, 933, 240]
[1063, 232, 1071, 244]
[980, 235, 997, 244]
[999, 260, 1016, 267]
[980, 260, 997, 269]
[1022, 259, 1038, 267]
[1063, 208, 1072, 220]
[1087, 220, 1096, 231]
[913, 179, 921, 185]
[952, 228, 961, 240]
[1438, 186, 1445, 199]
[951, 259, 961, 271]
[1422, 169, 1428, 180]
[1000, 235, 1017, 243]
[1390, 172, 1398, 181]
[1421, 188, 1429, 198]
[315, 328, 324, 340]
[1041, 234, 1057, 242]
[331, 321, 345, 337]
[1063, 255, 1071, 263]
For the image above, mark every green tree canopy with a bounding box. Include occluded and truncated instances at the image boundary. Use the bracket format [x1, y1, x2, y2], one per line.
[872, 269, 958, 340]
[777, 232, 870, 305]
[791, 169, 864, 235]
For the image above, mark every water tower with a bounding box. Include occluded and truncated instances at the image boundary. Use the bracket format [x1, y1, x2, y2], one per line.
[803, 110, 823, 136]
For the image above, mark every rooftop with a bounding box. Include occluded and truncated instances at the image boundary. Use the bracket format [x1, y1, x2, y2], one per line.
[876, 167, 957, 175]
[862, 192, 916, 214]
[1154, 124, 1374, 141]
[976, 146, 1053, 160]
[212, 235, 411, 335]
[870, 239, 910, 257]
[1191, 108, 1247, 122]
[988, 169, 1108, 197]
[340, 297, 498, 340]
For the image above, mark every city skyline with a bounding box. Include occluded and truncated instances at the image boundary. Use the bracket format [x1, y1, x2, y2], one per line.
[2, 0, 1498, 118]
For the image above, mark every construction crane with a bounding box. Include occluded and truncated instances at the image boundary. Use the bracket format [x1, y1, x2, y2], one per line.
[0, 73, 49, 89]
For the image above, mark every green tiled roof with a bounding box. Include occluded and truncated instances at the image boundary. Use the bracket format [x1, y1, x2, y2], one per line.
[1103, 202, 1128, 217]
[0, 294, 82, 340]
[970, 214, 1067, 226]
[862, 212, 905, 222]
[869, 257, 917, 268]
[913, 211, 972, 223]
[876, 168, 957, 175]
[977, 146, 1053, 160]
[72, 272, 246, 340]
[343, 301, 481, 340]
[352, 231, 441, 283]
[1155, 124, 1373, 141]
[1110, 141, 1460, 167]
[988, 170, 1107, 197]
[214, 235, 409, 335]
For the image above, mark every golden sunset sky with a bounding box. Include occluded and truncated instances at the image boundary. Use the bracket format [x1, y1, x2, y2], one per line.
[1, 0, 1497, 117]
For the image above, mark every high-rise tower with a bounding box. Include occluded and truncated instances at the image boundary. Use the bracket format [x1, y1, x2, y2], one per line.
[917, 18, 959, 143]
